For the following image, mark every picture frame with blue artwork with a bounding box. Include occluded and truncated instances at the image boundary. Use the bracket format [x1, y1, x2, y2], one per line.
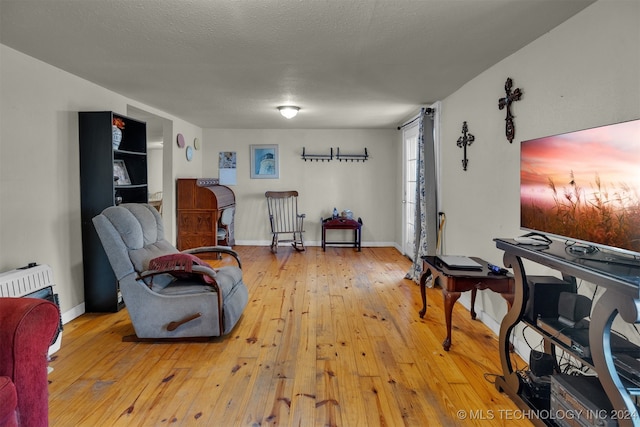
[250, 144, 279, 179]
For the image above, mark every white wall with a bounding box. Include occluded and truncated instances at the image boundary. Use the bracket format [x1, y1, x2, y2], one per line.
[162, 120, 204, 244]
[147, 147, 163, 195]
[436, 0, 640, 352]
[201, 129, 398, 246]
[0, 45, 204, 315]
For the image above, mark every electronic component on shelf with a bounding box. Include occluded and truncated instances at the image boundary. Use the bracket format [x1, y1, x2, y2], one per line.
[550, 374, 616, 427]
[614, 354, 640, 388]
[524, 276, 575, 323]
[487, 263, 508, 275]
[520, 370, 551, 402]
[536, 318, 640, 359]
[529, 350, 555, 377]
[514, 235, 550, 245]
[557, 291, 592, 328]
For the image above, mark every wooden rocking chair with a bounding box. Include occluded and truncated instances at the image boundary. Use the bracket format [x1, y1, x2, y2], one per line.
[265, 191, 305, 253]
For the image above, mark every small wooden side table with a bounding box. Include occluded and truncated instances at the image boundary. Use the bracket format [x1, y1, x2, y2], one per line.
[321, 217, 363, 251]
[419, 256, 514, 351]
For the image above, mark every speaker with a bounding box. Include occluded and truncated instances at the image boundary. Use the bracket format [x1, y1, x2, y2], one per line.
[557, 292, 592, 327]
[529, 350, 555, 377]
[524, 276, 575, 323]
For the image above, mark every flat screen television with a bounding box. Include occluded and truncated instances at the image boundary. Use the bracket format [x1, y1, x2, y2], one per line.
[520, 118, 640, 257]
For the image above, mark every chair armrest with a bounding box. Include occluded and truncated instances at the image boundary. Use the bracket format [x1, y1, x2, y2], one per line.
[0, 298, 59, 427]
[138, 265, 221, 294]
[138, 263, 218, 280]
[183, 246, 242, 269]
[0, 298, 59, 376]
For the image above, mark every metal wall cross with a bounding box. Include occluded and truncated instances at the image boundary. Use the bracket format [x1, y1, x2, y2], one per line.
[498, 77, 523, 143]
[456, 121, 475, 171]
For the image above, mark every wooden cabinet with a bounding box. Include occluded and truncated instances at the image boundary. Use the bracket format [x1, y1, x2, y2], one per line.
[79, 111, 147, 312]
[176, 178, 235, 250]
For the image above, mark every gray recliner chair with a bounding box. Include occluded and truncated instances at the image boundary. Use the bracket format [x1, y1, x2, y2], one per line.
[92, 203, 248, 339]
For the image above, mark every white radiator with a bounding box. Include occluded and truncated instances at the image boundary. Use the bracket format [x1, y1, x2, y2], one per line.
[0, 263, 63, 355]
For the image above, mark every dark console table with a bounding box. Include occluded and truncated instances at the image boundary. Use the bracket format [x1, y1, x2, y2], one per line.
[419, 256, 514, 351]
[321, 217, 362, 251]
[495, 238, 640, 427]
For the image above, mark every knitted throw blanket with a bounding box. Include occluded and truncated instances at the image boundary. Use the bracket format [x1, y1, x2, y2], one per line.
[148, 253, 214, 284]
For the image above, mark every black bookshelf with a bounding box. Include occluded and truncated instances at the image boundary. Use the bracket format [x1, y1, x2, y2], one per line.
[79, 111, 147, 312]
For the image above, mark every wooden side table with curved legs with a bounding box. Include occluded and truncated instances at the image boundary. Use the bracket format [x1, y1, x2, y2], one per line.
[418, 256, 514, 351]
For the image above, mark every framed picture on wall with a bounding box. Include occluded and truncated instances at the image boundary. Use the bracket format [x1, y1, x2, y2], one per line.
[113, 159, 131, 185]
[219, 151, 237, 185]
[250, 144, 279, 179]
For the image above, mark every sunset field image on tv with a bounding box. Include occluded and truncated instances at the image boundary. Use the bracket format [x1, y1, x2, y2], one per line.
[520, 118, 640, 257]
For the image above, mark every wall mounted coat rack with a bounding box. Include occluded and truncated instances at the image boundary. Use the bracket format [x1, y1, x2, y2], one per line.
[336, 147, 368, 162]
[302, 147, 333, 162]
[301, 147, 369, 162]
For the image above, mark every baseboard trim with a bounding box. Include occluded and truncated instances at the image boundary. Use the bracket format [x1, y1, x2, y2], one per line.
[61, 302, 85, 325]
[236, 240, 398, 248]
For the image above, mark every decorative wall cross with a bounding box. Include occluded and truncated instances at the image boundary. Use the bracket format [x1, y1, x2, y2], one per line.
[456, 121, 475, 171]
[498, 77, 523, 143]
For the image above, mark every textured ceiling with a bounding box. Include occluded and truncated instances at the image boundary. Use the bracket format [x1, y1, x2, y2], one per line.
[0, 0, 595, 129]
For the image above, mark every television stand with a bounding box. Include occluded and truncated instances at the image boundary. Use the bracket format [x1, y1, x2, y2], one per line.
[494, 238, 640, 427]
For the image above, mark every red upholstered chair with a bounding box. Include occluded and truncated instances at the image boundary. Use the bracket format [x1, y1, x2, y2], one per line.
[0, 376, 18, 427]
[0, 298, 60, 427]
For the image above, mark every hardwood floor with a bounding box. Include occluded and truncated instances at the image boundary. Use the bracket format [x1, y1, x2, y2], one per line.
[48, 246, 532, 426]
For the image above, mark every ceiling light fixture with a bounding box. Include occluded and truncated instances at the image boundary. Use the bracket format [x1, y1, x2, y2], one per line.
[278, 106, 300, 119]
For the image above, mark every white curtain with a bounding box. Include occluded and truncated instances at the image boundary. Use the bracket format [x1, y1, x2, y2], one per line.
[406, 107, 439, 283]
